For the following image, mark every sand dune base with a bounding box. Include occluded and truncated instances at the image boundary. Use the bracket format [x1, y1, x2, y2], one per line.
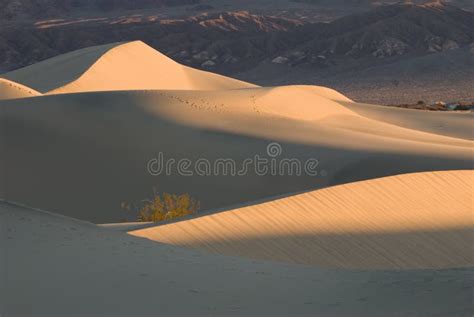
[1, 201, 472, 317]
[131, 170, 474, 270]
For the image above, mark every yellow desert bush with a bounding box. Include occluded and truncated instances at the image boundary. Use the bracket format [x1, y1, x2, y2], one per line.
[122, 192, 200, 222]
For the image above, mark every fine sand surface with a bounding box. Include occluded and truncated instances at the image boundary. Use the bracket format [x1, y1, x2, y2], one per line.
[130, 170, 474, 270]
[346, 101, 474, 141]
[1, 201, 472, 317]
[1, 86, 472, 223]
[0, 78, 41, 100]
[1, 41, 256, 93]
[1, 43, 118, 93]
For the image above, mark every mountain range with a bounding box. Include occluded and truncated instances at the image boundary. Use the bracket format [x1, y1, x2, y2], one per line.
[0, 0, 472, 103]
[0, 0, 202, 20]
[2, 0, 473, 21]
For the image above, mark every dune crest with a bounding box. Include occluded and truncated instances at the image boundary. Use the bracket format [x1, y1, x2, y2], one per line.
[1, 41, 257, 94]
[1, 43, 119, 93]
[0, 78, 41, 100]
[130, 170, 474, 270]
[250, 85, 354, 121]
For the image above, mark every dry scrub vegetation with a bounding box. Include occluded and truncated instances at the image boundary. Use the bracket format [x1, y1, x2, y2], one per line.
[122, 192, 200, 222]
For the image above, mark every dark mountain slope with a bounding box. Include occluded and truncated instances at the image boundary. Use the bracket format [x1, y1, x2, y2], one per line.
[0, 0, 200, 20]
[1, 1, 472, 103]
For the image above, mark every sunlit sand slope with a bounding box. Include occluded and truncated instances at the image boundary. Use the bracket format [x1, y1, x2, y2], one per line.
[346, 101, 474, 141]
[0, 78, 40, 100]
[1, 41, 256, 93]
[1, 88, 472, 223]
[1, 201, 472, 317]
[131, 170, 474, 270]
[1, 43, 118, 93]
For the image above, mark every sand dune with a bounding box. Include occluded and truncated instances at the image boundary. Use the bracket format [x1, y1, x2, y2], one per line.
[0, 41, 472, 225]
[1, 41, 256, 93]
[1, 40, 473, 315]
[347, 101, 474, 141]
[1, 86, 472, 223]
[1, 43, 118, 93]
[1, 201, 472, 317]
[130, 170, 474, 270]
[0, 78, 41, 100]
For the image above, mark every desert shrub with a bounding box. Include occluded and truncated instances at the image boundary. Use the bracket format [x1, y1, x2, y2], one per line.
[122, 192, 200, 222]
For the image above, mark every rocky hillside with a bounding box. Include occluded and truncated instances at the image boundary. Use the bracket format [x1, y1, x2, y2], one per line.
[293, 0, 474, 11]
[0, 11, 302, 72]
[267, 1, 473, 65]
[2, 2, 472, 71]
[0, 1, 472, 103]
[0, 0, 201, 20]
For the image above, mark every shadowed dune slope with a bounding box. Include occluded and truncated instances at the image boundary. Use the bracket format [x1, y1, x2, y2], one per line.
[131, 170, 474, 270]
[1, 87, 472, 223]
[1, 201, 473, 317]
[1, 41, 256, 93]
[0, 78, 41, 100]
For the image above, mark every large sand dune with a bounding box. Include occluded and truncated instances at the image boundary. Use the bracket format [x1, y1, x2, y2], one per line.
[1, 43, 119, 93]
[1, 201, 472, 317]
[1, 85, 472, 222]
[131, 170, 474, 270]
[1, 41, 473, 316]
[0, 78, 40, 100]
[1, 41, 256, 93]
